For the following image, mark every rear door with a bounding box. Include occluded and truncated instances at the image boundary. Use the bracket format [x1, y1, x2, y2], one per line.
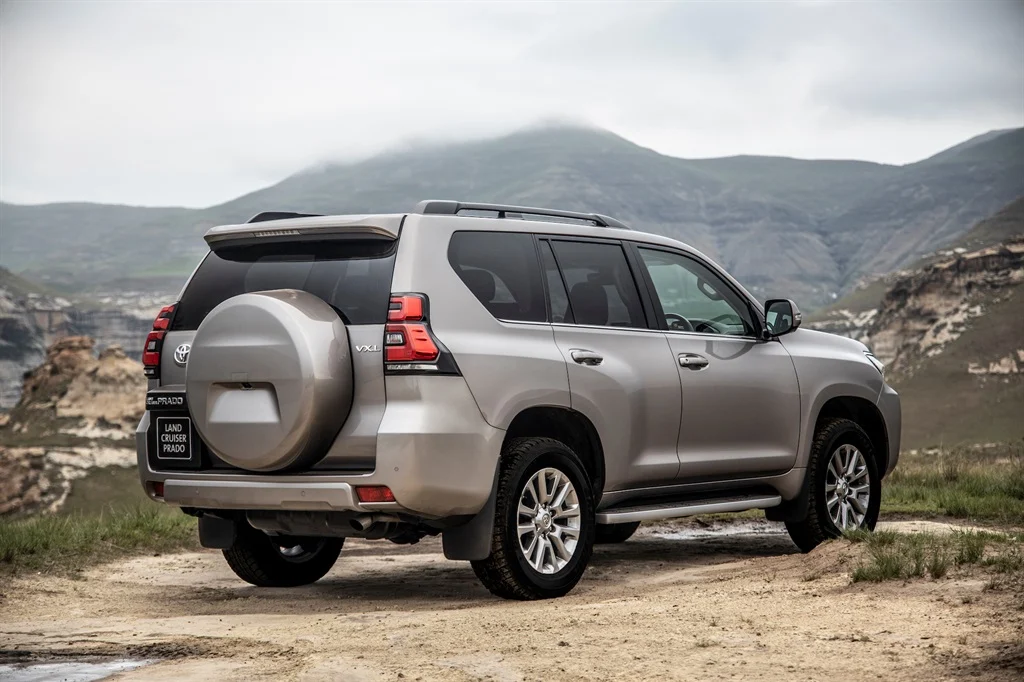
[632, 245, 801, 479]
[544, 238, 682, 491]
[163, 237, 398, 470]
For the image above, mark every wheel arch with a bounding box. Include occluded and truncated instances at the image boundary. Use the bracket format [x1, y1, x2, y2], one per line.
[443, 405, 605, 562]
[814, 395, 890, 477]
[503, 406, 606, 503]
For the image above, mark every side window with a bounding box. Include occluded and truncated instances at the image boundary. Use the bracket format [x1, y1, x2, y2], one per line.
[539, 241, 573, 323]
[638, 247, 756, 337]
[550, 240, 646, 328]
[448, 231, 546, 322]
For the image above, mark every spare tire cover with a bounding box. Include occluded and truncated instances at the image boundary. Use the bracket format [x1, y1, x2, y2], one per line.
[186, 289, 353, 472]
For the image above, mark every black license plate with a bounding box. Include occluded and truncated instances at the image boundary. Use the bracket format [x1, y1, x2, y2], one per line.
[156, 417, 194, 461]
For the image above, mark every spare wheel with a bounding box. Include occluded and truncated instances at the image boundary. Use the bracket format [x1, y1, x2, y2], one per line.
[186, 289, 353, 472]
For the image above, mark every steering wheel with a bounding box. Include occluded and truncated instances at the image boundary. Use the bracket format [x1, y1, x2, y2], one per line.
[665, 313, 694, 332]
[694, 313, 743, 335]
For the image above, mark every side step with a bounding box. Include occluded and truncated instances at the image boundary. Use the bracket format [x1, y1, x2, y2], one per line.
[595, 494, 782, 524]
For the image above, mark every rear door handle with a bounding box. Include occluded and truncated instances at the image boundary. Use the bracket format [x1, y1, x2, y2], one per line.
[570, 349, 604, 366]
[678, 353, 709, 370]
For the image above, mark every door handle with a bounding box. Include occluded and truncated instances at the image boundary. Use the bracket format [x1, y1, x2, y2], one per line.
[678, 353, 709, 370]
[570, 349, 604, 366]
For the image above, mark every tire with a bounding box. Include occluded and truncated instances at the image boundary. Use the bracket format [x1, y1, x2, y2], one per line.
[595, 521, 640, 544]
[786, 418, 881, 553]
[471, 437, 595, 600]
[223, 523, 343, 587]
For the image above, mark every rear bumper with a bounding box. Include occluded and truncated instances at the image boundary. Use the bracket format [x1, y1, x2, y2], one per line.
[876, 383, 901, 476]
[137, 375, 504, 519]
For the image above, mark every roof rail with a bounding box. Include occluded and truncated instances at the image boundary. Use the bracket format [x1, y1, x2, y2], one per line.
[247, 211, 324, 224]
[413, 200, 630, 230]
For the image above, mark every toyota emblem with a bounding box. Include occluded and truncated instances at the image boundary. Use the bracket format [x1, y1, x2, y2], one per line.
[173, 343, 191, 367]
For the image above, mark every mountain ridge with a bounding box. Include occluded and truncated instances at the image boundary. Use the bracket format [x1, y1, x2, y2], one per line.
[2, 124, 1021, 309]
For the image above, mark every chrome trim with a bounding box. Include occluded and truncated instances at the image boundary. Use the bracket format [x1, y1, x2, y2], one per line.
[497, 318, 759, 342]
[595, 495, 782, 524]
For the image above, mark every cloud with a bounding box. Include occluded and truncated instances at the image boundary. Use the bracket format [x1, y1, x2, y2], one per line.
[0, 0, 1021, 207]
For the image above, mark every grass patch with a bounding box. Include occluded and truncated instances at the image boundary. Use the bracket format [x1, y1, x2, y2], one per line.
[0, 506, 198, 575]
[882, 442, 1024, 525]
[850, 529, 1022, 583]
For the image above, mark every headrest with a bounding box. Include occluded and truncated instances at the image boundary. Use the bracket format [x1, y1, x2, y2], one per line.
[462, 269, 496, 303]
[569, 281, 609, 326]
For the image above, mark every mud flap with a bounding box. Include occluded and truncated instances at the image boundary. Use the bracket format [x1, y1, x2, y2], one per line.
[442, 464, 499, 561]
[198, 514, 238, 549]
[765, 474, 811, 523]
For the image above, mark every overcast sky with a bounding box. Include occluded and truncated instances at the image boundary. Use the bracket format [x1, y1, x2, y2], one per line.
[1, 0, 1022, 208]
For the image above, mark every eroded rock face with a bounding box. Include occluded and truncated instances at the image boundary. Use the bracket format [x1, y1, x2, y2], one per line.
[810, 239, 1023, 378]
[0, 336, 144, 516]
[864, 240, 1023, 375]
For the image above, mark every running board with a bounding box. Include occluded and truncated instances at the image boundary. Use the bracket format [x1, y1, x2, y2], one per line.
[595, 494, 782, 524]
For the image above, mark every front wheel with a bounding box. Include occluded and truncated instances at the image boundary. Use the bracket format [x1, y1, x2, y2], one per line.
[471, 437, 595, 600]
[223, 523, 343, 587]
[785, 418, 881, 552]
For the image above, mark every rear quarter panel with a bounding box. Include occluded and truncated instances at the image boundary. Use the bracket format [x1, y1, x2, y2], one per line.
[390, 215, 571, 429]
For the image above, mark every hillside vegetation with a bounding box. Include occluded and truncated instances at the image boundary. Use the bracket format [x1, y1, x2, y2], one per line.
[2, 126, 1022, 309]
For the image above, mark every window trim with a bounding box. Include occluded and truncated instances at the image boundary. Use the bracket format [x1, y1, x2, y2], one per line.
[543, 235, 656, 331]
[627, 242, 765, 340]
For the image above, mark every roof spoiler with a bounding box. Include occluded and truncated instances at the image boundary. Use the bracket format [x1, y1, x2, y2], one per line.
[413, 200, 630, 230]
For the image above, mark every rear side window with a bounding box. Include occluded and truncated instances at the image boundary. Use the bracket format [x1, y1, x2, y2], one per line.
[550, 240, 646, 328]
[172, 239, 397, 330]
[448, 232, 546, 322]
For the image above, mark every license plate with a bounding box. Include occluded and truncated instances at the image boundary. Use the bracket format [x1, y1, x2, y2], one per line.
[156, 417, 194, 460]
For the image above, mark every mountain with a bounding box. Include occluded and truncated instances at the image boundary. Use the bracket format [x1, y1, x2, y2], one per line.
[1, 125, 1022, 309]
[808, 198, 1024, 448]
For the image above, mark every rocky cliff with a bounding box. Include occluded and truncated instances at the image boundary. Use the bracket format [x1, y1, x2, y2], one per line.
[808, 200, 1024, 447]
[0, 336, 145, 516]
[0, 269, 159, 408]
[862, 240, 1023, 377]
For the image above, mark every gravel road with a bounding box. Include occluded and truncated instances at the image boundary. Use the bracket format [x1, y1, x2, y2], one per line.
[1, 520, 1021, 681]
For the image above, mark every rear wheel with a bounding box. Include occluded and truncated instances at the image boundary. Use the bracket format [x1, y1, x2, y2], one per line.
[595, 521, 640, 544]
[223, 523, 343, 587]
[471, 437, 595, 600]
[785, 418, 880, 552]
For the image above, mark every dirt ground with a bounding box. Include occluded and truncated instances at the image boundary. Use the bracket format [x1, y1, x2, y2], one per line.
[1, 520, 1022, 681]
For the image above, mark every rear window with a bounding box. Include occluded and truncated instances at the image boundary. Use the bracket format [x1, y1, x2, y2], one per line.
[447, 231, 546, 323]
[171, 239, 397, 330]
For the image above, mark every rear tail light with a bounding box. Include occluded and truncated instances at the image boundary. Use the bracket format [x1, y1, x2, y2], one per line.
[383, 294, 458, 374]
[143, 304, 176, 378]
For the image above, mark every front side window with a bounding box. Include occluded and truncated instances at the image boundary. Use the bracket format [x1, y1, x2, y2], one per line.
[638, 247, 756, 337]
[550, 240, 646, 328]
[448, 231, 546, 322]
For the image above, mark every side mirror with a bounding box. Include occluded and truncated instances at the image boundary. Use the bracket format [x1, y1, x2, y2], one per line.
[764, 298, 802, 338]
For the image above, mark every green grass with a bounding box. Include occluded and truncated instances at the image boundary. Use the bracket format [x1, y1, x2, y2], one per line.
[61, 466, 153, 515]
[0, 506, 198, 575]
[882, 442, 1024, 525]
[848, 529, 1021, 583]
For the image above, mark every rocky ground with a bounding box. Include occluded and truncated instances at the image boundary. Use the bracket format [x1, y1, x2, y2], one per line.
[0, 521, 1021, 682]
[0, 336, 144, 516]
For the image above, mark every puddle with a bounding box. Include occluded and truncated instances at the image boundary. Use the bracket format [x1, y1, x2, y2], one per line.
[650, 519, 785, 540]
[0, 659, 150, 682]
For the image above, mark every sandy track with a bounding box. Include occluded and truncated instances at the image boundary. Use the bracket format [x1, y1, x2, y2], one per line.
[1, 521, 1021, 681]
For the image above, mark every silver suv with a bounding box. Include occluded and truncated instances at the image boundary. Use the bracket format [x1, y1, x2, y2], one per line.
[137, 200, 900, 599]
